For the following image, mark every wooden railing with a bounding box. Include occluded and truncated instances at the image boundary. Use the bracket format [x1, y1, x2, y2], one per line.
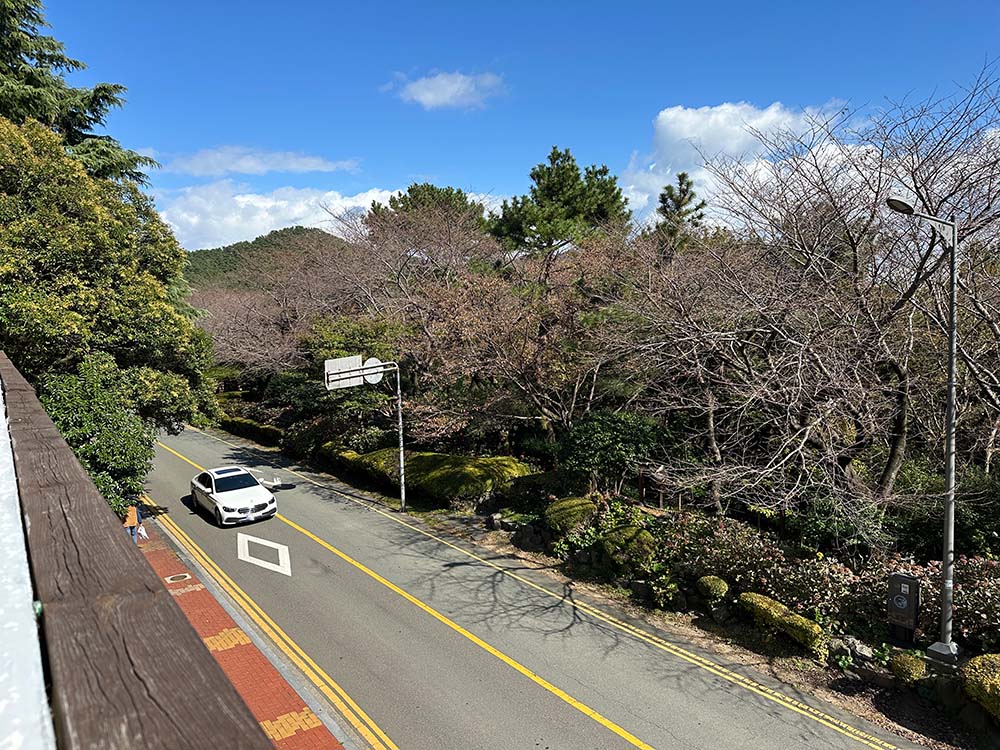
[0, 353, 271, 749]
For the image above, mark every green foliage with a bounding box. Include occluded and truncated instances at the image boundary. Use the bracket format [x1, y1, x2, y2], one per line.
[488, 146, 630, 254]
[833, 653, 854, 671]
[696, 575, 730, 602]
[649, 563, 679, 608]
[333, 447, 531, 508]
[371, 182, 485, 224]
[219, 416, 283, 446]
[39, 354, 154, 516]
[544, 496, 598, 536]
[501, 468, 591, 512]
[0, 1, 154, 181]
[961, 653, 1000, 722]
[652, 171, 706, 256]
[738, 592, 827, 658]
[889, 652, 927, 685]
[558, 410, 659, 490]
[600, 525, 656, 573]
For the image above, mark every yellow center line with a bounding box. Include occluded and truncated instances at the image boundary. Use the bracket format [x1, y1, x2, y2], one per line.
[146, 488, 396, 750]
[160, 434, 901, 750]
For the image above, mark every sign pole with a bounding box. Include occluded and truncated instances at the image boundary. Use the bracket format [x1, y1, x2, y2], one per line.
[395, 367, 406, 512]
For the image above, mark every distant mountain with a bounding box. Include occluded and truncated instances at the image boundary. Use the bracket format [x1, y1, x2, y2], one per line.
[185, 226, 346, 289]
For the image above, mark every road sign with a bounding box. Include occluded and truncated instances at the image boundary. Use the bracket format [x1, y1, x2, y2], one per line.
[363, 357, 384, 384]
[325, 355, 363, 390]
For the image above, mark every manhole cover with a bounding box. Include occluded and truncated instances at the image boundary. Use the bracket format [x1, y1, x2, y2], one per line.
[165, 573, 191, 584]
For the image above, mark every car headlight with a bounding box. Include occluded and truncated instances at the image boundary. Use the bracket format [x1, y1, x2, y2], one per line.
[222, 506, 235, 512]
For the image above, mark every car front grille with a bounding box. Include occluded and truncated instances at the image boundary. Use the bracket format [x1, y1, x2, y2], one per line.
[253, 503, 268, 513]
[237, 507, 250, 514]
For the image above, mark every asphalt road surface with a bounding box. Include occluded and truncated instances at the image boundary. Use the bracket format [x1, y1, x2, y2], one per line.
[146, 427, 919, 750]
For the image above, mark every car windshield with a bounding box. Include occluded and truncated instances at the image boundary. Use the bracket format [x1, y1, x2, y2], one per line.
[214, 473, 260, 493]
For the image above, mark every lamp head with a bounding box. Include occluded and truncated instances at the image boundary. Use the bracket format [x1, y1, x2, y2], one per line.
[887, 196, 915, 215]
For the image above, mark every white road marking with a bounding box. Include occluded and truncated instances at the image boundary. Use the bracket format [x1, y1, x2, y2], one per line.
[237, 532, 292, 576]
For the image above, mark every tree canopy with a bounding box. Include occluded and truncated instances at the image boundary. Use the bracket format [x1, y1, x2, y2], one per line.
[0, 0, 154, 181]
[488, 147, 630, 254]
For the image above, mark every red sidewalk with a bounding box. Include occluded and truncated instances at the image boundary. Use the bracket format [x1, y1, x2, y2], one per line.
[140, 523, 344, 750]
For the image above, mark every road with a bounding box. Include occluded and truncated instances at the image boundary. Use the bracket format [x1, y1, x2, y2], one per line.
[146, 427, 917, 750]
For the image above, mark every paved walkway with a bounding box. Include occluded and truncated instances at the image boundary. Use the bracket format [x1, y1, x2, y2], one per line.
[139, 523, 344, 750]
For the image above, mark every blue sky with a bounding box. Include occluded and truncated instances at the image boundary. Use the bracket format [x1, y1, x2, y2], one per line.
[47, 0, 1000, 249]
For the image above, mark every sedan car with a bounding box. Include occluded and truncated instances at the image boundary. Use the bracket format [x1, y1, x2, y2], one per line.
[190, 467, 277, 526]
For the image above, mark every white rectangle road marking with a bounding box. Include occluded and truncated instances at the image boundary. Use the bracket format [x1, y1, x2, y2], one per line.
[237, 532, 292, 576]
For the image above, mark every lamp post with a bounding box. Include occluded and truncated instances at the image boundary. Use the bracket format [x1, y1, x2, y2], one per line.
[887, 195, 960, 663]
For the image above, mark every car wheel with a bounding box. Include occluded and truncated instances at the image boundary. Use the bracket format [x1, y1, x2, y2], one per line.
[214, 508, 223, 527]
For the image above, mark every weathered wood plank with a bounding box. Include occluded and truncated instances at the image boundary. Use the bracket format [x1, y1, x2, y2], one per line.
[0, 353, 271, 750]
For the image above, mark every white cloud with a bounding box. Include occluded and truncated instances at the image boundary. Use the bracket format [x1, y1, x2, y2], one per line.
[394, 71, 505, 110]
[623, 101, 829, 220]
[157, 180, 396, 249]
[166, 146, 359, 177]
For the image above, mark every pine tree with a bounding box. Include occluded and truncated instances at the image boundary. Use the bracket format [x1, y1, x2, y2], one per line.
[0, 0, 155, 181]
[653, 172, 706, 257]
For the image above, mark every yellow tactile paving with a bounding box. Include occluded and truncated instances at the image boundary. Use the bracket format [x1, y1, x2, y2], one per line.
[260, 708, 323, 741]
[203, 626, 252, 652]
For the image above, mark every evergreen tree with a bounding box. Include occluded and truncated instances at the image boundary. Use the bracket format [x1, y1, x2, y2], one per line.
[0, 0, 154, 181]
[489, 147, 630, 255]
[653, 171, 706, 257]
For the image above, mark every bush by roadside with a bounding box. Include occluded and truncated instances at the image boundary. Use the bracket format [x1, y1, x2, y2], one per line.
[219, 416, 283, 446]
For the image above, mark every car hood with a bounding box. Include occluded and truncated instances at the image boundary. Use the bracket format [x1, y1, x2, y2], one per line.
[211, 485, 273, 506]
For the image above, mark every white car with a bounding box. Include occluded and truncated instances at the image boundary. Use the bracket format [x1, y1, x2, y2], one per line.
[190, 467, 277, 526]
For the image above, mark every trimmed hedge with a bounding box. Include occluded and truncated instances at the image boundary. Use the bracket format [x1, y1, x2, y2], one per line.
[739, 592, 827, 658]
[697, 575, 730, 603]
[601, 526, 656, 572]
[544, 496, 598, 536]
[331, 446, 531, 508]
[889, 653, 927, 685]
[961, 653, 1000, 722]
[219, 416, 283, 446]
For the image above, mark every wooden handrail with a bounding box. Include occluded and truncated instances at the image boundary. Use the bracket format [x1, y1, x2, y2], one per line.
[0, 353, 271, 749]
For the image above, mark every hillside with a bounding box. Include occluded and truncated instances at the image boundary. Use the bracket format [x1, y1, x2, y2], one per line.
[185, 226, 346, 289]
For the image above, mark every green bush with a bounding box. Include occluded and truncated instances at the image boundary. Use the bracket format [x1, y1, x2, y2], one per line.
[333, 447, 531, 508]
[961, 653, 1000, 722]
[600, 526, 656, 574]
[544, 496, 598, 536]
[502, 469, 591, 512]
[738, 592, 827, 658]
[889, 653, 927, 685]
[219, 416, 283, 446]
[697, 575, 730, 602]
[559, 410, 659, 491]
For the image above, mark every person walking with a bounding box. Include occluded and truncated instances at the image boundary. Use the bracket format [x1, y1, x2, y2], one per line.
[123, 497, 143, 545]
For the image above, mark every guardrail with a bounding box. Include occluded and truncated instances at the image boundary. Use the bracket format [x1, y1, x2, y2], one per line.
[0, 353, 271, 750]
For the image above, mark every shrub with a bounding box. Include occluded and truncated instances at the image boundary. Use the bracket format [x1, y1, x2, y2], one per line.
[739, 592, 827, 658]
[333, 447, 531, 508]
[558, 410, 659, 491]
[600, 526, 656, 575]
[544, 496, 598, 536]
[219, 416, 283, 446]
[501, 469, 591, 512]
[697, 575, 729, 603]
[961, 653, 1000, 722]
[889, 653, 927, 685]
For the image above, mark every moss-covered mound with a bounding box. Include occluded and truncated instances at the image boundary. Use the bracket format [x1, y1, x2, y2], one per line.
[219, 416, 283, 446]
[961, 653, 1000, 722]
[889, 653, 927, 685]
[331, 446, 531, 508]
[739, 592, 827, 658]
[600, 526, 656, 572]
[696, 575, 729, 602]
[544, 496, 598, 536]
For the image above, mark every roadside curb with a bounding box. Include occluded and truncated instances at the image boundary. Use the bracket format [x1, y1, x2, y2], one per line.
[137, 520, 346, 750]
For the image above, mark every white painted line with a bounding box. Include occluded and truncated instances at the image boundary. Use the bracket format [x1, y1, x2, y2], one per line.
[237, 533, 292, 576]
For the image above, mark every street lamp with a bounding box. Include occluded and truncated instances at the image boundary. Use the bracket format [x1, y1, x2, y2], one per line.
[887, 195, 960, 663]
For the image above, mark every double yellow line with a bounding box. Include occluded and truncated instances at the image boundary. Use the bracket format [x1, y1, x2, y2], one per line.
[154, 509, 397, 750]
[158, 435, 900, 750]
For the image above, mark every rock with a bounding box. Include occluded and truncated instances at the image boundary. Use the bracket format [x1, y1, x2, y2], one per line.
[709, 602, 730, 624]
[852, 665, 895, 690]
[630, 580, 652, 601]
[829, 638, 850, 659]
[934, 675, 967, 711]
[486, 513, 503, 530]
[511, 523, 543, 551]
[843, 635, 874, 662]
[572, 549, 592, 565]
[500, 519, 519, 532]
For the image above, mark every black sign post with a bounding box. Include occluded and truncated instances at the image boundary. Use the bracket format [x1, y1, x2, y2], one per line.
[887, 572, 921, 647]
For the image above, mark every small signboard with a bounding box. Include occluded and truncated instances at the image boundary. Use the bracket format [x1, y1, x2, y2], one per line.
[887, 572, 920, 646]
[325, 355, 363, 390]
